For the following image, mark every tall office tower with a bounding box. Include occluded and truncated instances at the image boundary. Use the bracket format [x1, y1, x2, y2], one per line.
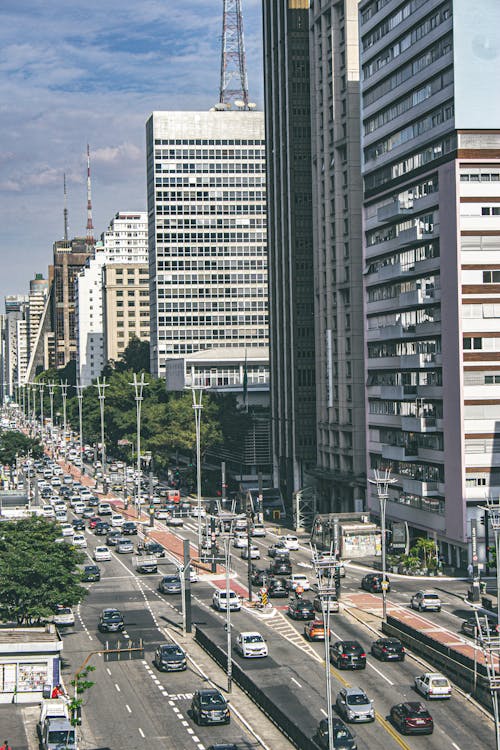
[103, 263, 150, 364]
[51, 238, 94, 368]
[76, 212, 148, 385]
[3, 295, 29, 396]
[27, 274, 49, 357]
[309, 0, 366, 512]
[360, 0, 500, 567]
[146, 111, 268, 378]
[262, 0, 317, 502]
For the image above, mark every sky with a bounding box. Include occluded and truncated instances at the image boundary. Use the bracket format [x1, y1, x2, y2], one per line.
[0, 0, 264, 302]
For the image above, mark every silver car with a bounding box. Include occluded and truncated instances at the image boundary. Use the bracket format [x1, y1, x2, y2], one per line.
[335, 687, 375, 723]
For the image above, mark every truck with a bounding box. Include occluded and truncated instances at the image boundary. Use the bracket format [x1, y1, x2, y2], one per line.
[134, 554, 158, 574]
[38, 699, 75, 750]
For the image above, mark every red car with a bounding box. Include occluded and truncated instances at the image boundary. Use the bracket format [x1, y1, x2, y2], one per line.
[88, 516, 102, 529]
[390, 702, 433, 735]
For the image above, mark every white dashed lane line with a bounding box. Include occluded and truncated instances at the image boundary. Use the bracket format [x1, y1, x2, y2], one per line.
[76, 603, 93, 641]
[138, 728, 145, 738]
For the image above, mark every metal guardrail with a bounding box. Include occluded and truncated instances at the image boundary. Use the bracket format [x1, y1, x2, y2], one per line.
[194, 626, 320, 750]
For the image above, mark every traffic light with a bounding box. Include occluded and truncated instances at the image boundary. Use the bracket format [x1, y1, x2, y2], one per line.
[334, 566, 341, 593]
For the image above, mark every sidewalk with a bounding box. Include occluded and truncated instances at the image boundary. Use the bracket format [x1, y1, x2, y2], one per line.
[0, 704, 38, 750]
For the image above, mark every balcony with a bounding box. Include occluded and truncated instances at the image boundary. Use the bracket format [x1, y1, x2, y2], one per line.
[398, 224, 439, 248]
[380, 385, 404, 399]
[382, 443, 418, 461]
[400, 353, 439, 369]
[377, 201, 412, 222]
[401, 478, 440, 496]
[416, 384, 443, 399]
[399, 288, 440, 308]
[401, 416, 441, 433]
[412, 192, 438, 214]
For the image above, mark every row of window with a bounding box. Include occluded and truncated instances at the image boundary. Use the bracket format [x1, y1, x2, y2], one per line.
[157, 260, 266, 272]
[156, 190, 265, 201]
[156, 206, 265, 217]
[156, 328, 268, 341]
[158, 301, 267, 312]
[155, 149, 265, 160]
[463, 337, 500, 351]
[367, 305, 440, 331]
[369, 400, 443, 418]
[366, 242, 439, 275]
[158, 273, 267, 285]
[156, 232, 266, 243]
[154, 139, 265, 146]
[366, 369, 441, 387]
[365, 135, 456, 191]
[155, 163, 264, 174]
[158, 218, 266, 229]
[368, 338, 440, 358]
[367, 275, 440, 303]
[154, 245, 266, 258]
[362, 0, 431, 51]
[154, 176, 266, 188]
[464, 372, 500, 385]
[156, 286, 266, 299]
[366, 212, 437, 247]
[460, 172, 500, 182]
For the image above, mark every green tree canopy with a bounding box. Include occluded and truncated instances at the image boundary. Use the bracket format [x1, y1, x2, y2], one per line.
[0, 517, 86, 625]
[0, 430, 44, 465]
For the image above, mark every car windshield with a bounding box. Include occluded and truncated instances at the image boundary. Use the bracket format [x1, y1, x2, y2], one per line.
[48, 730, 75, 745]
[57, 608, 71, 615]
[347, 693, 368, 705]
[296, 601, 311, 609]
[164, 576, 180, 583]
[431, 678, 449, 687]
[103, 612, 121, 621]
[424, 594, 439, 599]
[343, 642, 360, 651]
[200, 693, 225, 707]
[334, 727, 350, 739]
[408, 704, 428, 716]
[161, 646, 183, 656]
[244, 635, 263, 643]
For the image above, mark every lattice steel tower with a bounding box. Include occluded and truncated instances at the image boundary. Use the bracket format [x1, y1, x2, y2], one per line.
[219, 0, 249, 107]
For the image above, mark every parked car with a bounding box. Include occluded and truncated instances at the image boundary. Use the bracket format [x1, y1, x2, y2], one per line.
[335, 687, 374, 723]
[315, 718, 357, 749]
[190, 689, 230, 726]
[153, 643, 187, 672]
[82, 564, 101, 582]
[304, 619, 331, 641]
[287, 598, 315, 620]
[370, 637, 405, 662]
[410, 590, 441, 612]
[361, 573, 390, 593]
[235, 631, 268, 658]
[212, 589, 241, 611]
[414, 672, 452, 699]
[389, 702, 433, 735]
[330, 641, 366, 670]
[98, 608, 124, 632]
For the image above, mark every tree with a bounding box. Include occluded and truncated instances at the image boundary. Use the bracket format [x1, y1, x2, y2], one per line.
[0, 430, 44, 465]
[0, 517, 87, 625]
[117, 336, 150, 373]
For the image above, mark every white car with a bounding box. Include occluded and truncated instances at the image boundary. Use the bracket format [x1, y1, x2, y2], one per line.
[73, 503, 86, 516]
[236, 631, 268, 658]
[94, 546, 111, 562]
[234, 517, 247, 532]
[41, 505, 55, 518]
[53, 606, 75, 627]
[72, 534, 87, 549]
[190, 506, 206, 518]
[414, 672, 452, 699]
[251, 523, 266, 538]
[80, 489, 92, 501]
[98, 502, 112, 516]
[212, 589, 241, 611]
[233, 534, 247, 549]
[55, 510, 68, 523]
[51, 478, 61, 487]
[110, 514, 124, 527]
[286, 574, 310, 591]
[410, 591, 441, 612]
[282, 535, 300, 551]
[60, 523, 74, 537]
[63, 474, 73, 485]
[241, 545, 261, 560]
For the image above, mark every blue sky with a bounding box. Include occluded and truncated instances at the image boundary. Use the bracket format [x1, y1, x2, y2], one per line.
[0, 0, 264, 301]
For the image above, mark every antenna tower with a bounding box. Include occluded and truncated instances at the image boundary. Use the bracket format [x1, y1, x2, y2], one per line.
[86, 144, 95, 251]
[219, 0, 249, 108]
[63, 173, 69, 241]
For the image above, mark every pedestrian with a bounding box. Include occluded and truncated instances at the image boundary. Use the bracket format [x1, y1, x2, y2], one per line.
[467, 562, 474, 579]
[51, 684, 64, 699]
[1, 740, 12, 750]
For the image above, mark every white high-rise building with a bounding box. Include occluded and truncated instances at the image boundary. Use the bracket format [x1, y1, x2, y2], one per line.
[76, 212, 148, 385]
[146, 111, 268, 378]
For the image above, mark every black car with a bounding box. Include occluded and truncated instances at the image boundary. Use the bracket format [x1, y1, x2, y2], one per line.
[94, 522, 110, 535]
[190, 689, 230, 726]
[98, 608, 124, 632]
[106, 530, 122, 546]
[158, 575, 182, 594]
[82, 564, 101, 582]
[153, 643, 187, 672]
[271, 559, 292, 576]
[121, 521, 138, 535]
[330, 641, 366, 670]
[251, 569, 268, 586]
[390, 702, 433, 735]
[207, 745, 237, 750]
[361, 573, 390, 593]
[461, 616, 498, 637]
[72, 518, 85, 531]
[268, 541, 290, 558]
[370, 637, 405, 661]
[142, 541, 165, 557]
[315, 718, 357, 749]
[287, 598, 315, 620]
[268, 578, 288, 598]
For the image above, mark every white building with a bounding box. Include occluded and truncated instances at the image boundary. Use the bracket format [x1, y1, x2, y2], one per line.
[76, 212, 148, 386]
[146, 110, 268, 378]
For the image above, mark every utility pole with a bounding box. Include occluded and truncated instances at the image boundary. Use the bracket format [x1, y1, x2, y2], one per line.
[38, 381, 45, 434]
[75, 383, 84, 475]
[369, 468, 397, 622]
[60, 380, 68, 462]
[482, 499, 500, 628]
[130, 374, 148, 514]
[246, 492, 253, 602]
[474, 610, 500, 750]
[47, 382, 57, 447]
[183, 538, 192, 635]
[94, 378, 109, 493]
[189, 386, 204, 556]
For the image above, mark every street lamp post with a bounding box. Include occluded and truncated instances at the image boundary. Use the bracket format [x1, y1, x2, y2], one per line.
[94, 378, 109, 492]
[75, 383, 84, 475]
[47, 382, 57, 448]
[189, 386, 204, 556]
[369, 468, 397, 622]
[60, 380, 68, 462]
[130, 373, 148, 515]
[483, 498, 500, 630]
[38, 381, 45, 435]
[219, 530, 235, 693]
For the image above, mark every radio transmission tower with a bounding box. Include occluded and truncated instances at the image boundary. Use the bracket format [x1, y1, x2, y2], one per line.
[219, 0, 249, 108]
[85, 143, 95, 251]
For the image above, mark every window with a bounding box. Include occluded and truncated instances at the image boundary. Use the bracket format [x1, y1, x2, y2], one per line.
[483, 271, 500, 283]
[463, 337, 482, 350]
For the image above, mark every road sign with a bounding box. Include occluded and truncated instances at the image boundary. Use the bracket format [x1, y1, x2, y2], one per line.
[260, 586, 268, 595]
[381, 581, 389, 591]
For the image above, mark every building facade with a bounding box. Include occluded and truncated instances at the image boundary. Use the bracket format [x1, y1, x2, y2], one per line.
[100, 212, 148, 264]
[102, 263, 150, 363]
[360, 0, 500, 565]
[3, 296, 29, 397]
[309, 0, 366, 512]
[262, 0, 317, 505]
[146, 110, 268, 378]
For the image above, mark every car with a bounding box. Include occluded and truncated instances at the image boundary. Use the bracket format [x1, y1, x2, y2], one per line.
[158, 575, 182, 594]
[235, 631, 268, 658]
[315, 718, 357, 749]
[41, 504, 55, 518]
[335, 687, 375, 723]
[82, 564, 101, 582]
[98, 608, 124, 632]
[121, 521, 137, 535]
[166, 515, 184, 527]
[206, 745, 238, 750]
[461, 616, 498, 638]
[414, 672, 452, 699]
[268, 541, 290, 558]
[282, 534, 299, 550]
[286, 573, 310, 591]
[313, 594, 339, 614]
[251, 523, 266, 537]
[142, 540, 165, 557]
[110, 513, 124, 527]
[268, 578, 288, 598]
[370, 637, 405, 662]
[390, 702, 433, 735]
[410, 590, 441, 612]
[190, 506, 207, 518]
[287, 598, 315, 620]
[72, 533, 87, 549]
[330, 641, 366, 670]
[88, 516, 102, 529]
[304, 619, 331, 641]
[233, 534, 248, 549]
[94, 521, 110, 535]
[72, 518, 85, 531]
[212, 589, 241, 611]
[116, 538, 133, 554]
[241, 544, 261, 560]
[153, 643, 187, 671]
[190, 689, 230, 726]
[53, 606, 75, 627]
[106, 530, 122, 546]
[60, 523, 74, 537]
[82, 507, 94, 519]
[73, 502, 86, 516]
[55, 510, 68, 523]
[270, 559, 292, 576]
[62, 474, 73, 485]
[97, 502, 112, 516]
[361, 573, 390, 593]
[94, 546, 111, 562]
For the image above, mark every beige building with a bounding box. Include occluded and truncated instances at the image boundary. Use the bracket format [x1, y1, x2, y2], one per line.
[103, 264, 150, 363]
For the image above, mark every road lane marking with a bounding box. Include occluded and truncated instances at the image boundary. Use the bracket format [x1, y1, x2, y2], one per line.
[452, 744, 462, 750]
[106, 668, 112, 676]
[291, 677, 302, 688]
[368, 661, 394, 686]
[138, 728, 145, 738]
[115, 683, 121, 692]
[320, 708, 328, 717]
[125, 704, 131, 713]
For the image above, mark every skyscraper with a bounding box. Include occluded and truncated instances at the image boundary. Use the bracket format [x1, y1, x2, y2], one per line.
[360, 0, 500, 566]
[146, 110, 268, 378]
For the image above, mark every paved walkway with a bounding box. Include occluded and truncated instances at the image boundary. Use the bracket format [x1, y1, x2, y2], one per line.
[0, 704, 38, 750]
